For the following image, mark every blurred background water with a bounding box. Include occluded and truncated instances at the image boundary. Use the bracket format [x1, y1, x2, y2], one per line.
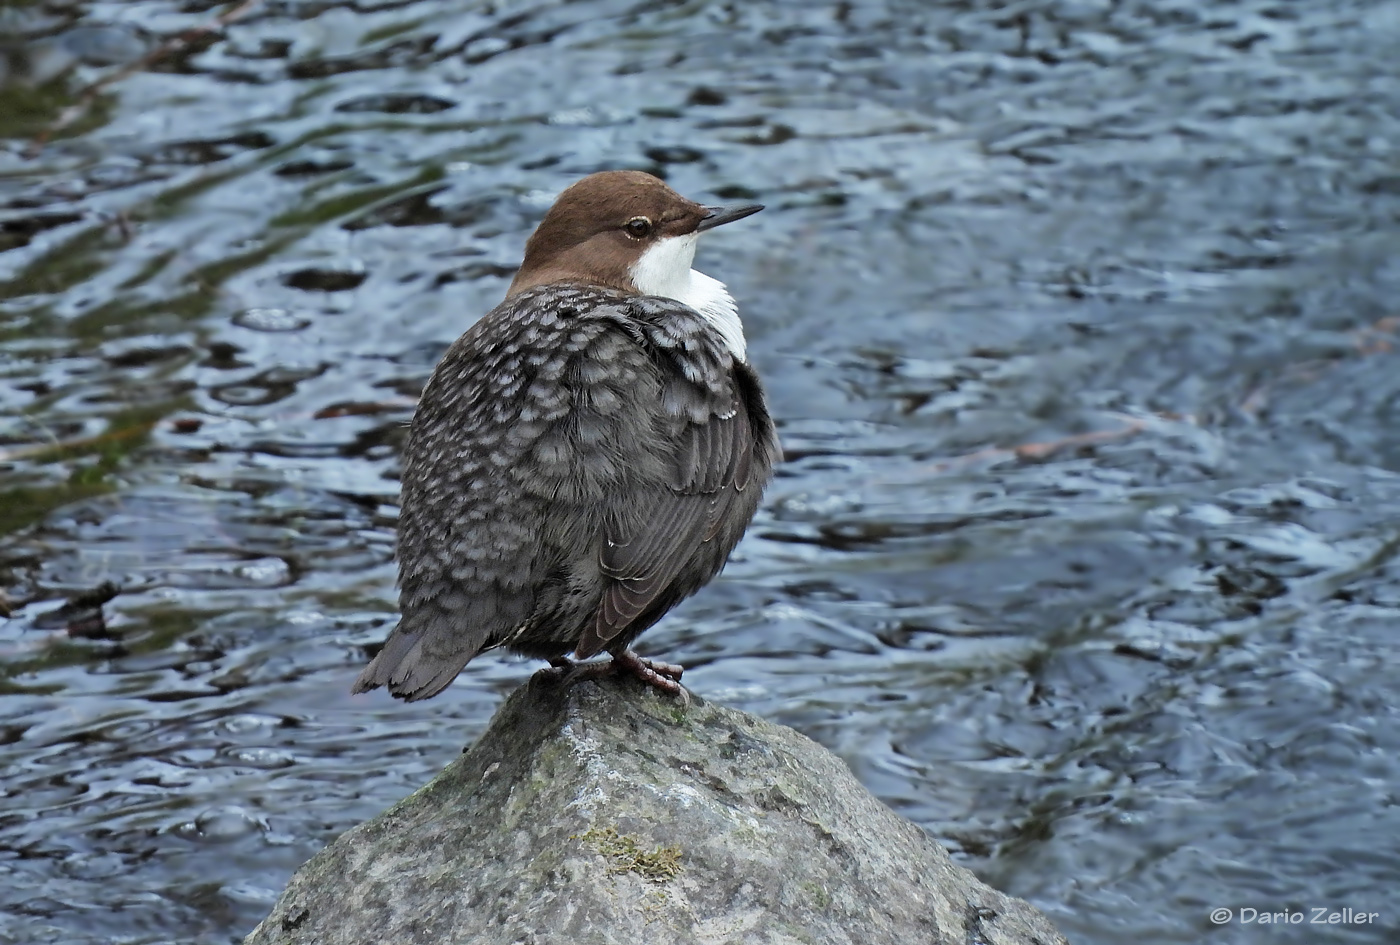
[2, 1, 1399, 943]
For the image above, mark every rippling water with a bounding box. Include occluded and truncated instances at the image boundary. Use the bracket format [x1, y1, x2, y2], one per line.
[3, 2, 1398, 943]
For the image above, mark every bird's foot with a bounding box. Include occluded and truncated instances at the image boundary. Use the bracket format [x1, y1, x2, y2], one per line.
[534, 652, 687, 700]
[611, 649, 687, 701]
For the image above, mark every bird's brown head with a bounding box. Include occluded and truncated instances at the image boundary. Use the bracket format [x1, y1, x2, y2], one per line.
[507, 170, 762, 298]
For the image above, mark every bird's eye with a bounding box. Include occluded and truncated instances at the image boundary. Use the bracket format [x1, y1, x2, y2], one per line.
[625, 217, 653, 238]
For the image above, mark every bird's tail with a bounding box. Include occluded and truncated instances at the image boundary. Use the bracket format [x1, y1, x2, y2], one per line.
[352, 616, 478, 702]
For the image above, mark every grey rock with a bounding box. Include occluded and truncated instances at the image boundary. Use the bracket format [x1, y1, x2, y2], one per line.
[245, 677, 1067, 945]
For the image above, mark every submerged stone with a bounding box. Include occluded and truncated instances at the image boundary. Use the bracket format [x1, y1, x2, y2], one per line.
[244, 677, 1066, 945]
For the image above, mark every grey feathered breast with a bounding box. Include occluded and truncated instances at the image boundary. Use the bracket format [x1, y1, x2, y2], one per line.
[354, 283, 778, 701]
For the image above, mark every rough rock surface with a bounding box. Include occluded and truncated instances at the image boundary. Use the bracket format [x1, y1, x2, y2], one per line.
[245, 676, 1067, 945]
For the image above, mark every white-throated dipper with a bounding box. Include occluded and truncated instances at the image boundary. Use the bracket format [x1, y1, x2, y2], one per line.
[353, 171, 779, 700]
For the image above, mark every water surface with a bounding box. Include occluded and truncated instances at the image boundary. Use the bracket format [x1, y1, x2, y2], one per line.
[2, 2, 1398, 943]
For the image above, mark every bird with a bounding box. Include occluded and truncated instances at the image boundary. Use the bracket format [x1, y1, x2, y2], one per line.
[352, 170, 779, 701]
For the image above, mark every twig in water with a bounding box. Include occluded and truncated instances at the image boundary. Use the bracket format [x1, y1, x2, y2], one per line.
[928, 414, 1159, 472]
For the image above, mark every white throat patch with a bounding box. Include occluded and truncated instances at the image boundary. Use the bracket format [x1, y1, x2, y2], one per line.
[629, 233, 747, 360]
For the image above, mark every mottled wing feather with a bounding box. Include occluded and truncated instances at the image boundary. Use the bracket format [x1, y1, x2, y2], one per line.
[577, 329, 764, 658]
[678, 404, 737, 493]
[590, 493, 716, 632]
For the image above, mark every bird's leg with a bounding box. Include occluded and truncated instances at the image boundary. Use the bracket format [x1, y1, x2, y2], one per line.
[532, 656, 581, 685]
[534, 655, 617, 686]
[610, 649, 686, 697]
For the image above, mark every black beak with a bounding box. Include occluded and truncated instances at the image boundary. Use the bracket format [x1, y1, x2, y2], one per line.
[696, 203, 764, 232]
